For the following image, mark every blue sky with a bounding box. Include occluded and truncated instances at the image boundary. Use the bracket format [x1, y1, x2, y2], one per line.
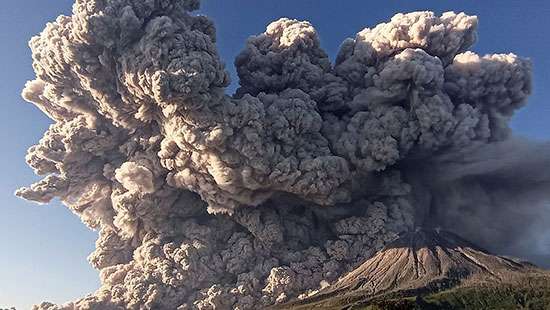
[1, 1, 549, 308]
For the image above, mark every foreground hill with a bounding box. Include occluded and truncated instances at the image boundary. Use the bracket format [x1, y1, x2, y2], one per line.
[278, 229, 550, 310]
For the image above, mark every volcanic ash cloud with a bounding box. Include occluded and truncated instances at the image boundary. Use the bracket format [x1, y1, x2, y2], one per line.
[16, 1, 548, 309]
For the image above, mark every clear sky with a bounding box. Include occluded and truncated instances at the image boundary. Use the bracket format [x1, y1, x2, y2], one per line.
[1, 1, 549, 309]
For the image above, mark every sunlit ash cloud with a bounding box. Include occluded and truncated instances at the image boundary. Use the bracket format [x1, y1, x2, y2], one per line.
[15, 0, 549, 309]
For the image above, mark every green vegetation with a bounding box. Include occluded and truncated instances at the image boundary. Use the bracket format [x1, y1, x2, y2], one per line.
[358, 276, 550, 310]
[282, 274, 550, 310]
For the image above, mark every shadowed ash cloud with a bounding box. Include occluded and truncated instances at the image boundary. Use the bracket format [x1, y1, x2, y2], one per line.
[14, 1, 546, 309]
[407, 139, 550, 267]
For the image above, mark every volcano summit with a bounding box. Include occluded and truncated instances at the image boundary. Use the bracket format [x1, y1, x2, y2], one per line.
[282, 229, 550, 309]
[15, 0, 550, 309]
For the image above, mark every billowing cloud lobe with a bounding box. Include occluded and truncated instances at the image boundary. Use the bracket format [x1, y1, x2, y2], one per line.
[16, 1, 548, 309]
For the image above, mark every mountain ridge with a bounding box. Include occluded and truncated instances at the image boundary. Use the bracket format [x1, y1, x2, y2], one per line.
[278, 229, 550, 309]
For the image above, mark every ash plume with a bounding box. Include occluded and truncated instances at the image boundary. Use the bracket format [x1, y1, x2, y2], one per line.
[408, 139, 550, 265]
[15, 1, 546, 309]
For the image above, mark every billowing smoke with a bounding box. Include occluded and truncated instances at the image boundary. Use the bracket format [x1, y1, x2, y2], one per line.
[15, 1, 546, 309]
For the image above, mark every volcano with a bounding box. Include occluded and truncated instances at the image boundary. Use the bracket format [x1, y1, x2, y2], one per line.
[279, 230, 550, 309]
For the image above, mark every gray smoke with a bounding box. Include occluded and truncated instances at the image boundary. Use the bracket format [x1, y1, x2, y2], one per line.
[15, 1, 546, 309]
[407, 139, 550, 265]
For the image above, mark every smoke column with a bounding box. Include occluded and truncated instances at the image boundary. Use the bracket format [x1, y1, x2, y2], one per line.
[15, 1, 548, 309]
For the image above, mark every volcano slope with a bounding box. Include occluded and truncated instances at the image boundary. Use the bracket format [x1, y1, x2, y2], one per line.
[279, 229, 550, 309]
